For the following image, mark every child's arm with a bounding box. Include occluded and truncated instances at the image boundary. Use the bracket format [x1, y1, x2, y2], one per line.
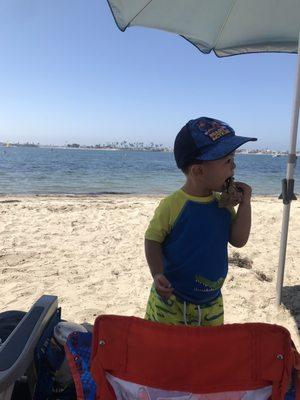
[229, 182, 252, 248]
[145, 239, 173, 298]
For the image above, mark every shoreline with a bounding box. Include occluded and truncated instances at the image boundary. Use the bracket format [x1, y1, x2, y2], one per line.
[0, 194, 299, 347]
[0, 193, 289, 199]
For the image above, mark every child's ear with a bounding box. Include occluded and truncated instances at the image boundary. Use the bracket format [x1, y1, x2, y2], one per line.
[190, 164, 204, 176]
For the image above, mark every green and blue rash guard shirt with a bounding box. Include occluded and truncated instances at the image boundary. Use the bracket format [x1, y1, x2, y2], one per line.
[145, 190, 236, 305]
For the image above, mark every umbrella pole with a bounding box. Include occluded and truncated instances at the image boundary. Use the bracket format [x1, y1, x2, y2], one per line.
[276, 33, 300, 306]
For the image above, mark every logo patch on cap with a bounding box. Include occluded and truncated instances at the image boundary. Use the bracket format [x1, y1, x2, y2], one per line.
[207, 127, 231, 141]
[196, 118, 233, 142]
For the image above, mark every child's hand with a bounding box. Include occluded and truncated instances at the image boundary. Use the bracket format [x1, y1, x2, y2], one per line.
[153, 273, 173, 299]
[234, 182, 252, 204]
[219, 177, 243, 207]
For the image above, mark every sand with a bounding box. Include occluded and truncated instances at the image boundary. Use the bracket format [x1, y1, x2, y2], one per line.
[0, 195, 299, 346]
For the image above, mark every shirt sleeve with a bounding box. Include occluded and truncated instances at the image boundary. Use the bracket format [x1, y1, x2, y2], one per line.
[145, 198, 172, 243]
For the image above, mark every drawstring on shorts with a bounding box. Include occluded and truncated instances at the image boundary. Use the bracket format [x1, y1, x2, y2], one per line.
[183, 301, 201, 326]
[197, 305, 201, 326]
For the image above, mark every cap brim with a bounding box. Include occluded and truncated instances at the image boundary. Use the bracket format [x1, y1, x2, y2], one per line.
[195, 135, 257, 161]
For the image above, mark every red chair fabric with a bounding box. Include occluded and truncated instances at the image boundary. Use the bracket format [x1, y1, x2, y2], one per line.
[91, 315, 300, 400]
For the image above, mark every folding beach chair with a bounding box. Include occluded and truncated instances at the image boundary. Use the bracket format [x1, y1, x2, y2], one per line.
[66, 315, 300, 400]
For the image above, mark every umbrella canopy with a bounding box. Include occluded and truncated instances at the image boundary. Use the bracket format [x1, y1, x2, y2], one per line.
[107, 0, 300, 56]
[107, 0, 300, 306]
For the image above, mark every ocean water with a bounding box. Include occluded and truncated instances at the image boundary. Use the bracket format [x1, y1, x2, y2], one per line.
[0, 146, 299, 196]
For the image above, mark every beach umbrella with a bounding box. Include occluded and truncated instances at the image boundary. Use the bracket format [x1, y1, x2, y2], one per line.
[107, 0, 300, 306]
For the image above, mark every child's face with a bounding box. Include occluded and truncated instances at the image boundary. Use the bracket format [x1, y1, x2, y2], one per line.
[201, 152, 236, 192]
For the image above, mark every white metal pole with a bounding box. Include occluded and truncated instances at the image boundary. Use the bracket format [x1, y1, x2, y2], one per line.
[276, 33, 300, 305]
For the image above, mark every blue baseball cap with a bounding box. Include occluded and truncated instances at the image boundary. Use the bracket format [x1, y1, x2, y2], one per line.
[174, 117, 257, 168]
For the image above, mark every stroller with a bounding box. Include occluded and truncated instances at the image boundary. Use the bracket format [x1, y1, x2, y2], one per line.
[0, 295, 299, 400]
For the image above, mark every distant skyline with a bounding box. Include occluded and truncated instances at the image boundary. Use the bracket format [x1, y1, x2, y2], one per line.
[1, 140, 294, 153]
[0, 1, 298, 150]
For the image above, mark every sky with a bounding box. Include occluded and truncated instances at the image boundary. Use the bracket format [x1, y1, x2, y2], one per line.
[0, 0, 298, 150]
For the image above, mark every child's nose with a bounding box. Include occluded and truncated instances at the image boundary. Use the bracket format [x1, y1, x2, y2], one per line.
[232, 161, 236, 170]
